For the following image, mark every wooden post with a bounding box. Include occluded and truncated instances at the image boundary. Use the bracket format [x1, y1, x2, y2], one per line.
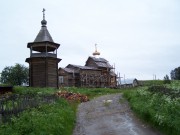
[30, 46, 32, 56]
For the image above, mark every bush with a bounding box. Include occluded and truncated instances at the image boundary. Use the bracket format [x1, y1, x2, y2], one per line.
[164, 75, 171, 84]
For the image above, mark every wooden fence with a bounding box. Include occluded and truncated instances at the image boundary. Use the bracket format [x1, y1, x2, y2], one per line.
[0, 94, 58, 123]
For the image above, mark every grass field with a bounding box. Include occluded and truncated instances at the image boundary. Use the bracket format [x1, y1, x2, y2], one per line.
[0, 86, 126, 135]
[0, 80, 179, 135]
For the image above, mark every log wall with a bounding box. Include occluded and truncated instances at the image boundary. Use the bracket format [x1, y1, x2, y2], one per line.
[28, 57, 59, 88]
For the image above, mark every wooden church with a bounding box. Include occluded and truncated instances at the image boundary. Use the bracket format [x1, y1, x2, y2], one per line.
[26, 9, 61, 88]
[58, 45, 117, 88]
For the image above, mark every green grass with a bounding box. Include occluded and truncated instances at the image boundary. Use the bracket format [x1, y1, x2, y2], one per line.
[13, 86, 59, 95]
[165, 80, 180, 90]
[0, 86, 128, 135]
[14, 86, 124, 97]
[141, 80, 164, 86]
[63, 87, 127, 99]
[0, 84, 13, 86]
[0, 98, 76, 135]
[2, 83, 180, 135]
[123, 82, 180, 135]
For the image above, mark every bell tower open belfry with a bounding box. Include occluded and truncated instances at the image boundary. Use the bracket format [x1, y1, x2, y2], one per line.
[26, 9, 61, 88]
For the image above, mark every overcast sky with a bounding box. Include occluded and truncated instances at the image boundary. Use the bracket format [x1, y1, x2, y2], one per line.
[0, 0, 180, 80]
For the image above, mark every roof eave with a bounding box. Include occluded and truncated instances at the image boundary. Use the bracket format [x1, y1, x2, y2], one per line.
[27, 41, 60, 48]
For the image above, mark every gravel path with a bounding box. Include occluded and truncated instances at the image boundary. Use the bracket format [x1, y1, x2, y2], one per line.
[73, 94, 163, 135]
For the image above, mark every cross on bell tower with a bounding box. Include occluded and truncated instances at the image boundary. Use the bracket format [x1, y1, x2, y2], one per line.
[42, 8, 45, 20]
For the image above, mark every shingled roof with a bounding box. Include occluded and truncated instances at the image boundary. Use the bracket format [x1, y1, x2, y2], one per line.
[90, 57, 108, 62]
[66, 64, 99, 70]
[86, 56, 113, 68]
[63, 68, 78, 73]
[34, 26, 54, 42]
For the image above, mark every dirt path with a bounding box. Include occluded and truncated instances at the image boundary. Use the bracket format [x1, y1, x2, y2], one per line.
[73, 94, 163, 135]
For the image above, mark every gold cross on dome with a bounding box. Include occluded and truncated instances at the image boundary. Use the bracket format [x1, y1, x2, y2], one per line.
[95, 43, 97, 51]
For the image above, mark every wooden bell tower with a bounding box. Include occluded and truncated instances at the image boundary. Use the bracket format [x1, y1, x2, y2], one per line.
[26, 9, 61, 88]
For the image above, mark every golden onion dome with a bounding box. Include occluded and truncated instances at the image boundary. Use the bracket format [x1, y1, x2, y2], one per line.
[92, 44, 100, 56]
[93, 50, 100, 56]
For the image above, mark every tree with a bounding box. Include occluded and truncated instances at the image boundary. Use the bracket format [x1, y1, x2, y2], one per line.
[170, 70, 175, 80]
[0, 63, 29, 85]
[171, 67, 180, 80]
[163, 74, 171, 84]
